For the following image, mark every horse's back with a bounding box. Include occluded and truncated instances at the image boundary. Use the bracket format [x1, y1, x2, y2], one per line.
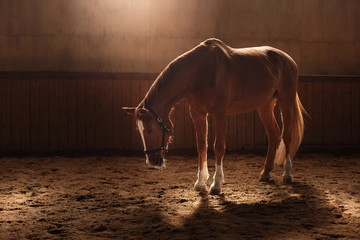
[189, 39, 298, 113]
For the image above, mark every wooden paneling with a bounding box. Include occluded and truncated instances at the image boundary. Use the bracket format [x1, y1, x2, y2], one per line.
[236, 113, 246, 150]
[351, 82, 360, 144]
[130, 78, 141, 151]
[1, 79, 11, 153]
[0, 72, 359, 154]
[85, 79, 96, 150]
[112, 79, 123, 149]
[226, 114, 238, 151]
[11, 79, 30, 152]
[38, 79, 49, 152]
[245, 112, 255, 147]
[30, 79, 40, 152]
[94, 79, 113, 150]
[341, 82, 352, 144]
[67, 79, 77, 151]
[57, 79, 68, 151]
[120, 79, 131, 150]
[76, 79, 86, 150]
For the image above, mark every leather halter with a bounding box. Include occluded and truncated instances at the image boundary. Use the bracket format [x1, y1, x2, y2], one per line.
[143, 105, 171, 155]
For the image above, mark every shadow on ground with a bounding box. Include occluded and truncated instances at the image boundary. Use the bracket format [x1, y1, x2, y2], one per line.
[125, 182, 342, 240]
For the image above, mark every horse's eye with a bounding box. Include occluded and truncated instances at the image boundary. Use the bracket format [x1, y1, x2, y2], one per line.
[147, 127, 153, 133]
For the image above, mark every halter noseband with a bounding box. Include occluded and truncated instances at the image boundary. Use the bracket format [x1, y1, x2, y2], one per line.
[143, 105, 171, 155]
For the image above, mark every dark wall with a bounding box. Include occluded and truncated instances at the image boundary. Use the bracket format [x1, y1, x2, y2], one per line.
[0, 0, 359, 74]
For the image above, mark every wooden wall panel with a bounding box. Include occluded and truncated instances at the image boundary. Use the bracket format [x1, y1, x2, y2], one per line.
[322, 82, 335, 144]
[299, 81, 323, 145]
[76, 79, 86, 150]
[332, 82, 343, 144]
[0, 80, 2, 151]
[1, 79, 11, 152]
[113, 79, 123, 149]
[0, 73, 359, 155]
[120, 79, 131, 150]
[254, 111, 267, 146]
[85, 79, 96, 150]
[351, 82, 360, 144]
[11, 79, 23, 151]
[226, 114, 238, 151]
[67, 79, 77, 151]
[236, 113, 246, 150]
[130, 79, 141, 151]
[312, 82, 324, 144]
[57, 79, 68, 151]
[30, 79, 40, 152]
[94, 79, 113, 150]
[102, 79, 113, 150]
[48, 79, 58, 151]
[341, 82, 352, 144]
[38, 79, 49, 152]
[245, 112, 255, 147]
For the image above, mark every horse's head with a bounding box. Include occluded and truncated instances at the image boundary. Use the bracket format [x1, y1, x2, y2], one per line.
[123, 106, 172, 168]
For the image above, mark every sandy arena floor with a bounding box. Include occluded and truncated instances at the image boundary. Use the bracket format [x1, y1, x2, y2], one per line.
[0, 153, 359, 239]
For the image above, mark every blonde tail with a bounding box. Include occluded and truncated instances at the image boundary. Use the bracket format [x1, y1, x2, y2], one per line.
[275, 93, 307, 165]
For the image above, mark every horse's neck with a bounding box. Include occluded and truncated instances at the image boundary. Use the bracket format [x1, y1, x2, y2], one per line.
[145, 74, 189, 116]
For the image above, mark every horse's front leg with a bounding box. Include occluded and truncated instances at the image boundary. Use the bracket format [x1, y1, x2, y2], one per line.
[190, 107, 209, 192]
[209, 114, 226, 195]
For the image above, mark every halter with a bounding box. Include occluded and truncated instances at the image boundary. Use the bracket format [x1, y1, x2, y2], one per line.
[143, 105, 171, 155]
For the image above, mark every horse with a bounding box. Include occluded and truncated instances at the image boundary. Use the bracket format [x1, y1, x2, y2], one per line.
[123, 38, 307, 195]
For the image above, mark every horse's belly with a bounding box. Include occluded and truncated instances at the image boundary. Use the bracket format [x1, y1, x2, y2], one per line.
[227, 100, 263, 114]
[227, 83, 276, 113]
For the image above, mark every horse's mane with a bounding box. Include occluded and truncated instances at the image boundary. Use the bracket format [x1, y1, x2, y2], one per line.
[143, 38, 230, 107]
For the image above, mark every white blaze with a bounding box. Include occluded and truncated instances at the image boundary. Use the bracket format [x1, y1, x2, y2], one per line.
[137, 120, 147, 151]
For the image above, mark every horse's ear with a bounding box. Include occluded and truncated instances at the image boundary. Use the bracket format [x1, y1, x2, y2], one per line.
[122, 107, 136, 115]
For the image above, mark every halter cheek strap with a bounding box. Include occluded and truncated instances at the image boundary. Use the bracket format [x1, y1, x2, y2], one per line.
[143, 105, 171, 155]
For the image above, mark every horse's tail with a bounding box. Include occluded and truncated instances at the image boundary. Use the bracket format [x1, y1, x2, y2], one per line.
[275, 93, 307, 165]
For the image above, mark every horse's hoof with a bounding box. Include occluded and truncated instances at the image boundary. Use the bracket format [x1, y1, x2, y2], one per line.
[259, 175, 270, 182]
[282, 174, 293, 184]
[209, 183, 222, 195]
[209, 187, 221, 195]
[194, 183, 208, 193]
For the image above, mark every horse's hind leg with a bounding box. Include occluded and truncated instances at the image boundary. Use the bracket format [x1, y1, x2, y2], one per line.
[278, 97, 295, 183]
[209, 113, 227, 195]
[258, 98, 281, 182]
[190, 106, 209, 192]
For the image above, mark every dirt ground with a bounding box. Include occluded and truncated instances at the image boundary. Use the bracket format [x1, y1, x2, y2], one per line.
[0, 153, 359, 240]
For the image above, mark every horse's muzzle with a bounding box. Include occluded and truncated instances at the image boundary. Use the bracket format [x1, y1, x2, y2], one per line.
[148, 152, 164, 167]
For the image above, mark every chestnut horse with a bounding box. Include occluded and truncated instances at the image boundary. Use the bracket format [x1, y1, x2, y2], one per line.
[124, 38, 307, 195]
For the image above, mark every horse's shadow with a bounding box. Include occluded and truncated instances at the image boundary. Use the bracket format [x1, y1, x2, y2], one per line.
[135, 182, 337, 239]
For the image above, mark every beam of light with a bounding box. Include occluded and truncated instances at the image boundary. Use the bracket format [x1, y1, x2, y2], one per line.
[324, 190, 360, 218]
